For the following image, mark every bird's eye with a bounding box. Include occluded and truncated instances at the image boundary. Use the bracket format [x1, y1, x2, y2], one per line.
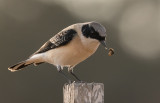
[91, 30, 94, 34]
[90, 27, 95, 34]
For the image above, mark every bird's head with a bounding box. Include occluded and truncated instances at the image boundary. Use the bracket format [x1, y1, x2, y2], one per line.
[81, 21, 107, 48]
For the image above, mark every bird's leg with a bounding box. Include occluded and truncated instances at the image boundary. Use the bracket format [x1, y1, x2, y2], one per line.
[57, 66, 72, 83]
[68, 68, 81, 81]
[70, 71, 81, 81]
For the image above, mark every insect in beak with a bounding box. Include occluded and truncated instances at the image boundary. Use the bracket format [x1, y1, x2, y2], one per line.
[100, 40, 114, 56]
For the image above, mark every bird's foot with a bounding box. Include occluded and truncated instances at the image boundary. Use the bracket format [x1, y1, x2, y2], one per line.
[74, 81, 86, 83]
[67, 80, 74, 84]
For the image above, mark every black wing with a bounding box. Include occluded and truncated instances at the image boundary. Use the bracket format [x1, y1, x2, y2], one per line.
[33, 29, 77, 54]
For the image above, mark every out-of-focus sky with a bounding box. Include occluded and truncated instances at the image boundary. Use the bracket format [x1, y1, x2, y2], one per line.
[1, 0, 160, 103]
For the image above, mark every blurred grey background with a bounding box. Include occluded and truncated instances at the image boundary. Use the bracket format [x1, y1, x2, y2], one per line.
[1, 0, 160, 103]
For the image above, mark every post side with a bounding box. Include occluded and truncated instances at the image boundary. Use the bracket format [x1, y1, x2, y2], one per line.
[63, 82, 104, 103]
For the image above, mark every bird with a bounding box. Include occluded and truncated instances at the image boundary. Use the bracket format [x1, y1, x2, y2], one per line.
[8, 21, 107, 81]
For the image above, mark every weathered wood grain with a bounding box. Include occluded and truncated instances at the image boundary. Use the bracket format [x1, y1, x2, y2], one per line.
[63, 82, 104, 103]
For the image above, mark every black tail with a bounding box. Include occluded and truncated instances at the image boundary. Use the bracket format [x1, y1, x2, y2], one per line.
[8, 60, 32, 72]
[8, 53, 45, 72]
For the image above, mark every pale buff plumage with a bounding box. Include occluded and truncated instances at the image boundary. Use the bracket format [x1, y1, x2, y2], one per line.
[8, 21, 107, 77]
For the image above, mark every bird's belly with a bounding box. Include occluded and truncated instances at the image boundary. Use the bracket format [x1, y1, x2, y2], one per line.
[44, 43, 99, 67]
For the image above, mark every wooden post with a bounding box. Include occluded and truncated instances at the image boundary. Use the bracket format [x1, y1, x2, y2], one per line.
[63, 82, 104, 103]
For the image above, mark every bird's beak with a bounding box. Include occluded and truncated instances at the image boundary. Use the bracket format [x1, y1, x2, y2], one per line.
[100, 40, 107, 48]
